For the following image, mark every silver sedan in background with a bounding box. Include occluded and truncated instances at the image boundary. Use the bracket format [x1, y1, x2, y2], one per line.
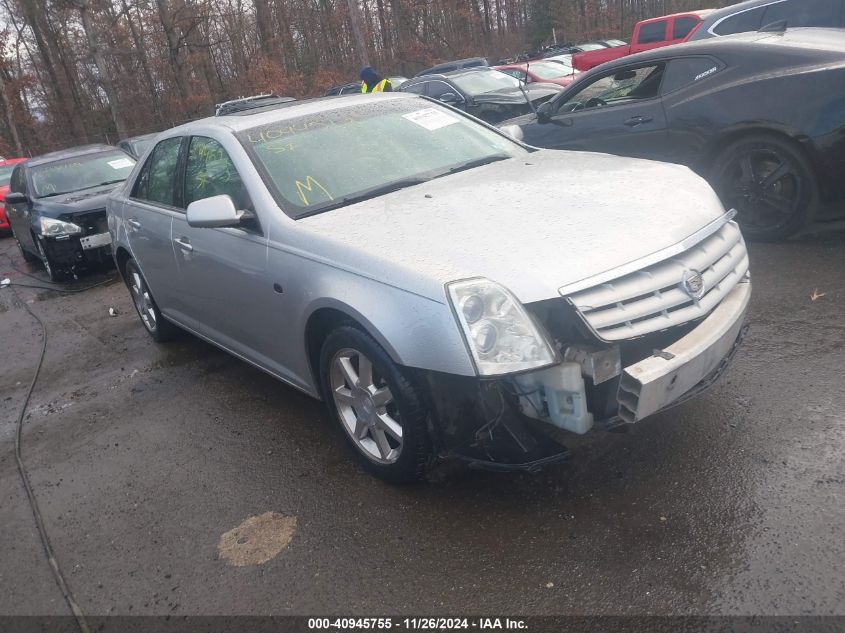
[107, 93, 750, 482]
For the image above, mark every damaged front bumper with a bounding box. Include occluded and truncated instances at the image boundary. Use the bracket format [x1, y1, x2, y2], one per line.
[422, 279, 751, 472]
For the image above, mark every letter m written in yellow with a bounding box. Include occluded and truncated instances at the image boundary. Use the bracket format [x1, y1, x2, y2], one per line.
[294, 176, 334, 205]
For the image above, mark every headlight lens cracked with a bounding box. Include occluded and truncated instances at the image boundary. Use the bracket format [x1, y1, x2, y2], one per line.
[448, 278, 557, 376]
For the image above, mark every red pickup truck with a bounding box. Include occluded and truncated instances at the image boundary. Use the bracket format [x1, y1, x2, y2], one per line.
[572, 10, 714, 71]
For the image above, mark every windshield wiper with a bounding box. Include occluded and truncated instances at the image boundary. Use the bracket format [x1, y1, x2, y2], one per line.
[438, 154, 511, 178]
[304, 177, 431, 215]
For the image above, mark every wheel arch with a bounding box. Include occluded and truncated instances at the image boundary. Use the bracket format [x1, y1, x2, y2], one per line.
[114, 245, 132, 281]
[304, 303, 404, 399]
[704, 124, 821, 188]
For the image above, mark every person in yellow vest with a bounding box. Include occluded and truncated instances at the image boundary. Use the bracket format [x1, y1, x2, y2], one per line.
[360, 66, 393, 93]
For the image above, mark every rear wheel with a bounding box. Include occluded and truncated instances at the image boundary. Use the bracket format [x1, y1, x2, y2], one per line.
[319, 325, 431, 483]
[710, 135, 818, 241]
[35, 237, 67, 282]
[125, 259, 179, 342]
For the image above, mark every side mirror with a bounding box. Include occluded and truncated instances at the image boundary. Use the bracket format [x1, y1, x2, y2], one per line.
[186, 195, 244, 228]
[4, 191, 28, 205]
[439, 92, 462, 104]
[536, 101, 553, 124]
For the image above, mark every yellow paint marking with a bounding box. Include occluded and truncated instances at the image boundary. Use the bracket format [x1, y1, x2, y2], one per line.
[295, 176, 333, 205]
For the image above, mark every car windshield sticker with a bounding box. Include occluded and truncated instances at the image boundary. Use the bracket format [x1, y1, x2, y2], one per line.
[402, 108, 459, 131]
[108, 158, 134, 169]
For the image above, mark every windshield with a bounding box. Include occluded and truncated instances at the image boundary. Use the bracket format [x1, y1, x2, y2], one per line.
[449, 70, 520, 95]
[31, 151, 135, 198]
[131, 138, 155, 157]
[240, 99, 525, 218]
[0, 165, 16, 187]
[529, 62, 576, 80]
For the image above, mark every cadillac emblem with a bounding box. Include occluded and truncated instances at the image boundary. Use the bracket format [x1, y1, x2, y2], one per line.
[681, 270, 705, 300]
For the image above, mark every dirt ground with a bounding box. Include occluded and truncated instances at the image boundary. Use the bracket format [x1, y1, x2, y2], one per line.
[1, 229, 843, 617]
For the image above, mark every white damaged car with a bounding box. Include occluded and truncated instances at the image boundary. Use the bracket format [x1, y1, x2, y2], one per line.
[107, 93, 750, 481]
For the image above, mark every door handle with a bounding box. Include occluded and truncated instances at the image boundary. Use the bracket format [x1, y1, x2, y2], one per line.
[174, 237, 193, 252]
[624, 115, 654, 127]
[126, 218, 141, 230]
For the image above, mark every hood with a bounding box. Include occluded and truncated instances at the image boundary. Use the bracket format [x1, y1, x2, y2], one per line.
[34, 184, 121, 218]
[473, 84, 560, 105]
[297, 150, 727, 304]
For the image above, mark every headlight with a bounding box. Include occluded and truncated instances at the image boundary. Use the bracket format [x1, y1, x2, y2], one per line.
[40, 217, 82, 237]
[448, 278, 557, 376]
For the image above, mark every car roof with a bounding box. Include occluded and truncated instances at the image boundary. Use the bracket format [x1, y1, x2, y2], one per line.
[698, 0, 787, 26]
[119, 132, 159, 144]
[163, 92, 420, 135]
[0, 157, 27, 167]
[26, 144, 122, 168]
[639, 9, 714, 23]
[584, 27, 845, 70]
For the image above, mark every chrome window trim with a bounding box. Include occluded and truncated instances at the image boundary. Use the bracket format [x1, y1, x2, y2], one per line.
[558, 209, 736, 297]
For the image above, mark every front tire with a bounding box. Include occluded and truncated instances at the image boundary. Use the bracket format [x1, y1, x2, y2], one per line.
[125, 259, 179, 342]
[12, 229, 38, 263]
[710, 134, 818, 241]
[35, 237, 67, 281]
[319, 325, 431, 483]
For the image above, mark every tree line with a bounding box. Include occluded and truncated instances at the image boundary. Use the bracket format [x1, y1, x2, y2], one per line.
[0, 0, 736, 156]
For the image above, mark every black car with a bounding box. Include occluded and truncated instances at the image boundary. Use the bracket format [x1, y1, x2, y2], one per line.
[5, 144, 136, 280]
[415, 57, 490, 77]
[500, 28, 845, 240]
[118, 132, 158, 159]
[688, 0, 845, 41]
[399, 68, 560, 125]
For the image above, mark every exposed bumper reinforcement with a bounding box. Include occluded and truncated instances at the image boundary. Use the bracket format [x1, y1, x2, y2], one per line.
[618, 280, 751, 423]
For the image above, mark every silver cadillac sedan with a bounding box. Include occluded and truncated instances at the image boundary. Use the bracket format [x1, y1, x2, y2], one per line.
[107, 93, 750, 482]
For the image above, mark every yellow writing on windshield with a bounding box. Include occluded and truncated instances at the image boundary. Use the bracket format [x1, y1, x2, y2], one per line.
[295, 176, 333, 205]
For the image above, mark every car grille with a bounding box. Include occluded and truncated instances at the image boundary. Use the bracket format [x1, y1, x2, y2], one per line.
[70, 209, 108, 236]
[565, 220, 749, 341]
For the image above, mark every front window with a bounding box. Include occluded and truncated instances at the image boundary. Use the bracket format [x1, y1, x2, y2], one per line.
[240, 99, 526, 218]
[449, 70, 520, 95]
[31, 151, 135, 198]
[556, 64, 665, 113]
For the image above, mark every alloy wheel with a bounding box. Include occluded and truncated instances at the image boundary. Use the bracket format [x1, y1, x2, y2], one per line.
[129, 269, 157, 332]
[720, 147, 803, 233]
[330, 348, 403, 464]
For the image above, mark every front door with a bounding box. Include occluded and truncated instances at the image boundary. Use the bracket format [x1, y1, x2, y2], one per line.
[171, 135, 273, 368]
[6, 166, 36, 252]
[523, 62, 670, 160]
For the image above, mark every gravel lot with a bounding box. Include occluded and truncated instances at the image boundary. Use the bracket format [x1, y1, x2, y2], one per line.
[1, 229, 843, 617]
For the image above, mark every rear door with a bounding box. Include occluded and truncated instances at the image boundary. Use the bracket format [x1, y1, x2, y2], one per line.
[123, 136, 188, 326]
[170, 135, 273, 367]
[523, 62, 670, 160]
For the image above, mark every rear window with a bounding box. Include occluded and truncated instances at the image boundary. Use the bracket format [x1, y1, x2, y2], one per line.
[714, 7, 765, 35]
[637, 20, 668, 44]
[762, 0, 844, 28]
[672, 16, 700, 39]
